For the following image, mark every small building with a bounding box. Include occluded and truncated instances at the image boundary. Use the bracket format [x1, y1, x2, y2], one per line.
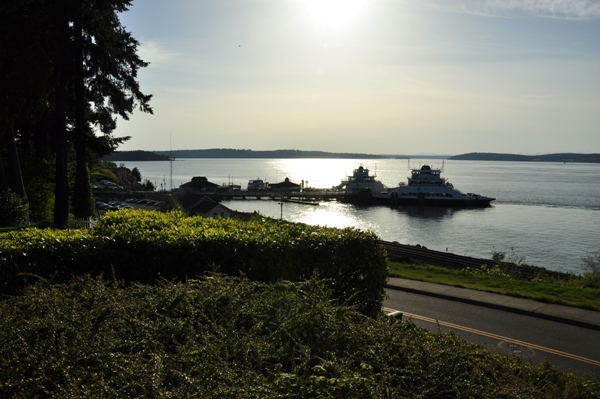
[186, 196, 233, 218]
[269, 177, 300, 192]
[179, 176, 219, 193]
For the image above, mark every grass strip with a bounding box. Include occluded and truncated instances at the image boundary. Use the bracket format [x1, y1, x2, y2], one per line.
[388, 261, 600, 311]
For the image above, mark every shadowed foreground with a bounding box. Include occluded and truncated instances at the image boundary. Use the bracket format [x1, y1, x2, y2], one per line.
[1, 276, 598, 398]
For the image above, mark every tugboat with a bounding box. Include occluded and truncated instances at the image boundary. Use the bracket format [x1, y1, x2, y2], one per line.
[389, 163, 494, 207]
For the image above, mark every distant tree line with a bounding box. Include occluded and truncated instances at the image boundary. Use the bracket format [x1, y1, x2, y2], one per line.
[0, 0, 152, 227]
[105, 151, 169, 162]
[449, 153, 600, 163]
[152, 148, 389, 159]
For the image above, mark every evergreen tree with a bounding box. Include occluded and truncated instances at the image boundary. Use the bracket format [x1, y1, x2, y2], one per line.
[71, 0, 152, 219]
[131, 167, 142, 183]
[1, 0, 152, 226]
[0, 0, 53, 220]
[143, 179, 154, 191]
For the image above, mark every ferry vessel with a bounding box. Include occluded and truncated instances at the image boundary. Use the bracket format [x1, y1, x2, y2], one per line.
[247, 179, 266, 191]
[389, 164, 494, 207]
[338, 165, 390, 201]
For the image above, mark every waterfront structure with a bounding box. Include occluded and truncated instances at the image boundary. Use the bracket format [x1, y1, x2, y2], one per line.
[186, 196, 233, 217]
[180, 176, 219, 193]
[270, 177, 301, 192]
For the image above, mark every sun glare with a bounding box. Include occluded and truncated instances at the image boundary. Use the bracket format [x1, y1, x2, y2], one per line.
[304, 0, 365, 27]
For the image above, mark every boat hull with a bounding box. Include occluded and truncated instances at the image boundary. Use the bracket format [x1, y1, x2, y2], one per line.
[342, 193, 494, 207]
[386, 197, 494, 207]
[338, 163, 495, 208]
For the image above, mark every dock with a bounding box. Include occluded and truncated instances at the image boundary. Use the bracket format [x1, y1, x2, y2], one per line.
[213, 189, 345, 203]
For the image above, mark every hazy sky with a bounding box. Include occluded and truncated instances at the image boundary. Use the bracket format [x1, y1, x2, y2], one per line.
[116, 0, 600, 155]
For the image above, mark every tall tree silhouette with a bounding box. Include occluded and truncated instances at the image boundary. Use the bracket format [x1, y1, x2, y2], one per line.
[1, 0, 152, 227]
[0, 0, 53, 209]
[51, 0, 71, 228]
[71, 0, 153, 219]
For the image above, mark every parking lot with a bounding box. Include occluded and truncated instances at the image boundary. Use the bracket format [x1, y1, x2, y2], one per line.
[95, 198, 161, 213]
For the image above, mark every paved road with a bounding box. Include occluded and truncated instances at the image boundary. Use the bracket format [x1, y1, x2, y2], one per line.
[384, 283, 600, 376]
[384, 289, 600, 375]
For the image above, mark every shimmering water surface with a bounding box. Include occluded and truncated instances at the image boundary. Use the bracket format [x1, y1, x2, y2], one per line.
[121, 159, 600, 274]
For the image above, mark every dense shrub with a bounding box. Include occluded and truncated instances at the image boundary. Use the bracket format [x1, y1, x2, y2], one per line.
[581, 250, 600, 288]
[0, 189, 28, 226]
[72, 164, 95, 218]
[0, 276, 598, 398]
[0, 210, 387, 316]
[21, 154, 55, 223]
[158, 194, 181, 212]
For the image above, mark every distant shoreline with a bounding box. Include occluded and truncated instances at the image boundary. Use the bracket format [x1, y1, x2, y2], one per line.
[448, 152, 600, 163]
[104, 149, 600, 163]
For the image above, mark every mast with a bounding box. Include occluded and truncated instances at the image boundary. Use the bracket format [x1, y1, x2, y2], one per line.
[169, 132, 173, 191]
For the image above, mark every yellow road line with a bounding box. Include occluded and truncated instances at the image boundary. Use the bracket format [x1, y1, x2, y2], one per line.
[384, 307, 600, 367]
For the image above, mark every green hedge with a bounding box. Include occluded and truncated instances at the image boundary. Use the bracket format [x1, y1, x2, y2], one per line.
[1, 276, 598, 398]
[0, 210, 387, 317]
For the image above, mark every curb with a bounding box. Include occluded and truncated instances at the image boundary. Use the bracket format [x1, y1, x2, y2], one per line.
[385, 283, 600, 332]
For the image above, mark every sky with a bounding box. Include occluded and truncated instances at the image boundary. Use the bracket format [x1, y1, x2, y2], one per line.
[116, 0, 600, 155]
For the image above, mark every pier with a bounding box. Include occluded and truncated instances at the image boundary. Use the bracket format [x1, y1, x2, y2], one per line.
[213, 189, 346, 203]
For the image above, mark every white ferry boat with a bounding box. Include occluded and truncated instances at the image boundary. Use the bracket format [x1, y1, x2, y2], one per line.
[247, 179, 266, 191]
[338, 165, 390, 201]
[389, 164, 494, 207]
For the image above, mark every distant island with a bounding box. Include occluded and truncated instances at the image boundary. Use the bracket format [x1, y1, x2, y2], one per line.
[104, 149, 600, 163]
[104, 150, 170, 162]
[153, 149, 391, 159]
[449, 152, 600, 163]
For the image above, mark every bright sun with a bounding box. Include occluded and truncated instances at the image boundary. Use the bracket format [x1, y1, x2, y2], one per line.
[304, 0, 365, 27]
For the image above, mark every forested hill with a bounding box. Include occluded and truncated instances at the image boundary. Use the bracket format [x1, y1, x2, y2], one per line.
[104, 150, 170, 162]
[153, 149, 389, 159]
[449, 153, 600, 163]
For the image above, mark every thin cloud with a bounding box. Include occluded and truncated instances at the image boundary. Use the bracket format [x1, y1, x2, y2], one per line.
[138, 40, 179, 65]
[425, 0, 600, 19]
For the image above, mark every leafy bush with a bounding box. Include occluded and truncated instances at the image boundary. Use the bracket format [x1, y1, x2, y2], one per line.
[0, 189, 28, 226]
[158, 194, 180, 212]
[143, 178, 155, 190]
[91, 160, 119, 183]
[492, 246, 526, 266]
[0, 210, 387, 317]
[20, 154, 55, 223]
[581, 250, 600, 288]
[489, 246, 572, 282]
[463, 264, 512, 279]
[0, 276, 598, 398]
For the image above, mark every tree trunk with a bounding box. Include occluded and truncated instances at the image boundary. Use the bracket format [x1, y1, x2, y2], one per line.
[0, 144, 9, 192]
[72, 1, 94, 218]
[52, 0, 69, 229]
[4, 122, 28, 200]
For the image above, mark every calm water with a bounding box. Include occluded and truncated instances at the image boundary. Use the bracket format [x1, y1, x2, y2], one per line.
[121, 159, 600, 274]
